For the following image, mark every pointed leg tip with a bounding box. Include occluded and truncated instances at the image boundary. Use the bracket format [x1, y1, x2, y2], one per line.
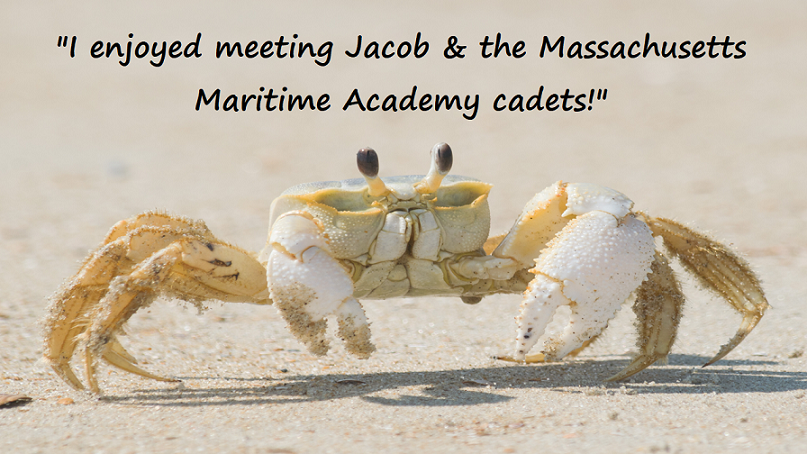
[605, 367, 642, 382]
[50, 363, 86, 391]
[87, 379, 101, 395]
[497, 353, 547, 364]
[496, 355, 519, 363]
[605, 367, 638, 382]
[522, 353, 547, 364]
[102, 349, 178, 383]
[65, 380, 86, 391]
[605, 370, 636, 382]
[606, 355, 660, 382]
[703, 357, 721, 368]
[704, 342, 738, 368]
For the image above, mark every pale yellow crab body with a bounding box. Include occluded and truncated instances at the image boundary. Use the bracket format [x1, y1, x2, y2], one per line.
[264, 175, 501, 299]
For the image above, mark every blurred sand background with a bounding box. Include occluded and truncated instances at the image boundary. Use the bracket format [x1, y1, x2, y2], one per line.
[1, 1, 806, 453]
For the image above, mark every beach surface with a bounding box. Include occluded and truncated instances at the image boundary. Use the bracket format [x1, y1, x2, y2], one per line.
[1, 2, 806, 453]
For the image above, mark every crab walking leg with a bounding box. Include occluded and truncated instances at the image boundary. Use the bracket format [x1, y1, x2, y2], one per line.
[47, 228, 206, 389]
[80, 238, 269, 393]
[44, 213, 216, 390]
[82, 245, 181, 393]
[607, 251, 685, 381]
[44, 240, 172, 390]
[267, 212, 375, 357]
[44, 240, 131, 390]
[46, 243, 176, 389]
[102, 211, 211, 244]
[513, 211, 656, 362]
[101, 335, 178, 383]
[645, 215, 769, 366]
[101, 338, 179, 383]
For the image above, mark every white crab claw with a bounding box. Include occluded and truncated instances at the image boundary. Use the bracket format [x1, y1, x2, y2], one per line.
[513, 275, 569, 359]
[267, 212, 375, 357]
[515, 210, 655, 361]
[334, 297, 374, 358]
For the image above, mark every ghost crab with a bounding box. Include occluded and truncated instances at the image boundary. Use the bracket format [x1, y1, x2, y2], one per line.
[44, 143, 768, 393]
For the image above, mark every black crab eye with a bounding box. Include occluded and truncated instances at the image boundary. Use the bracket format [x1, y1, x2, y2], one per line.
[357, 147, 379, 177]
[433, 143, 453, 174]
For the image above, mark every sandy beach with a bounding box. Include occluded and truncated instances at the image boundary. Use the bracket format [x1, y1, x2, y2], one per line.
[2, 2, 806, 453]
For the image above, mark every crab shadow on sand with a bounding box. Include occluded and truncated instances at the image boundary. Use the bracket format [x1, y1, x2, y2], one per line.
[99, 354, 807, 407]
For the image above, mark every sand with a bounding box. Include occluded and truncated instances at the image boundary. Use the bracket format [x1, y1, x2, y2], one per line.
[2, 2, 806, 453]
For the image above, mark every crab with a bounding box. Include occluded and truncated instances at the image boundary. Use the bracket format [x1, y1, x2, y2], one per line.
[43, 143, 769, 393]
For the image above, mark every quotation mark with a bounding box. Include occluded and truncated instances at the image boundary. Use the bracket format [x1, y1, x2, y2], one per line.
[57, 35, 76, 58]
[588, 88, 607, 110]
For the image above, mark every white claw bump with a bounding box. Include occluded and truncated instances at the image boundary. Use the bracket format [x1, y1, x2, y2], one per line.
[269, 212, 328, 259]
[562, 183, 634, 219]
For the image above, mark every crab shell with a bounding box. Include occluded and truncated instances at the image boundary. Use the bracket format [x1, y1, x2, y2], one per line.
[263, 175, 494, 298]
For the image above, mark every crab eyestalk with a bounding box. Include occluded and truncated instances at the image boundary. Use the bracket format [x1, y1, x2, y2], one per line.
[416, 142, 453, 194]
[357, 147, 390, 197]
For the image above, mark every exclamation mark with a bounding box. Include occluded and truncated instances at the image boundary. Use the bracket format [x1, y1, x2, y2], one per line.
[587, 89, 608, 111]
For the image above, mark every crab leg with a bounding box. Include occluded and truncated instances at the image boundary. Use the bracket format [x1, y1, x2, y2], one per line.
[266, 212, 375, 358]
[45, 212, 270, 393]
[44, 212, 213, 390]
[607, 251, 685, 381]
[45, 243, 126, 389]
[46, 237, 185, 390]
[80, 237, 269, 393]
[82, 243, 183, 393]
[101, 338, 177, 383]
[47, 254, 173, 390]
[102, 211, 211, 244]
[645, 215, 769, 366]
